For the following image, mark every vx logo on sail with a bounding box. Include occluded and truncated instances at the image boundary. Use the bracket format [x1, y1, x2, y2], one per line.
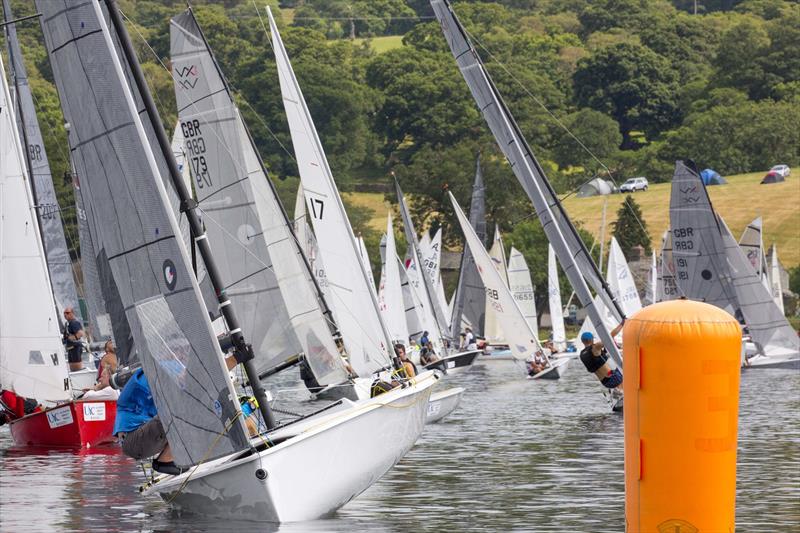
[176, 64, 199, 90]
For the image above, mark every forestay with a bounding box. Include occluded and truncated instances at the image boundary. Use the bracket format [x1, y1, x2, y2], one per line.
[450, 157, 486, 337]
[547, 245, 566, 351]
[669, 161, 740, 316]
[508, 247, 538, 339]
[268, 9, 392, 375]
[484, 226, 508, 343]
[718, 216, 797, 356]
[38, 0, 248, 466]
[3, 0, 83, 325]
[431, 0, 623, 366]
[451, 193, 539, 361]
[0, 52, 70, 403]
[170, 10, 303, 374]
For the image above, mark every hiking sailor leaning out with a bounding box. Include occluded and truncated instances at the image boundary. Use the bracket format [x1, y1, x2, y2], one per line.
[114, 352, 252, 475]
[579, 320, 624, 390]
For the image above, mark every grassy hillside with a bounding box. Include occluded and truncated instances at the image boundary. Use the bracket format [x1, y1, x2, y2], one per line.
[347, 170, 799, 267]
[562, 171, 800, 267]
[351, 35, 404, 53]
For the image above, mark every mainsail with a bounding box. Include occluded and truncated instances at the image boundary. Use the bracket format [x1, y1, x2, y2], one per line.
[38, 0, 248, 465]
[379, 214, 409, 344]
[431, 0, 623, 366]
[484, 226, 508, 343]
[547, 245, 566, 350]
[268, 9, 393, 375]
[450, 157, 486, 337]
[451, 193, 539, 361]
[170, 10, 304, 374]
[658, 230, 678, 302]
[769, 245, 785, 314]
[0, 51, 70, 403]
[606, 237, 642, 317]
[718, 216, 797, 356]
[3, 0, 83, 325]
[508, 247, 538, 339]
[669, 161, 740, 316]
[738, 217, 768, 280]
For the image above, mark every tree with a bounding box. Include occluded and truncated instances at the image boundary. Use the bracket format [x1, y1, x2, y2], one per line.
[550, 108, 622, 177]
[573, 43, 680, 148]
[612, 195, 651, 258]
[712, 17, 771, 99]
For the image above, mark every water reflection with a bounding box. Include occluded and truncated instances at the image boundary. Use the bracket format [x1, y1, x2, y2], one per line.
[0, 361, 797, 532]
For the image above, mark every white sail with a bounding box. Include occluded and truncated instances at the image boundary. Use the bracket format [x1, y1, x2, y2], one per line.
[450, 193, 539, 361]
[269, 11, 392, 375]
[0, 53, 70, 403]
[421, 228, 451, 331]
[399, 255, 425, 339]
[294, 188, 329, 298]
[484, 226, 508, 343]
[547, 245, 566, 351]
[769, 245, 785, 314]
[357, 236, 377, 299]
[404, 256, 444, 351]
[379, 215, 410, 344]
[658, 230, 679, 302]
[649, 250, 657, 305]
[607, 237, 642, 317]
[508, 247, 538, 339]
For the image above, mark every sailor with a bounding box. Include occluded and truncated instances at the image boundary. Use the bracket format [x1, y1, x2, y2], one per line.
[62, 307, 85, 371]
[420, 331, 430, 347]
[526, 349, 548, 376]
[464, 327, 477, 350]
[420, 342, 440, 366]
[395, 344, 416, 378]
[81, 340, 120, 400]
[578, 322, 624, 390]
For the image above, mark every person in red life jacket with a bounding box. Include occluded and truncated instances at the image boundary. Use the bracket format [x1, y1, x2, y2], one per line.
[0, 390, 42, 425]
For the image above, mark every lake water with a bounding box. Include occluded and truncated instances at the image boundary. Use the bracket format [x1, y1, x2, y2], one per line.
[1, 360, 798, 532]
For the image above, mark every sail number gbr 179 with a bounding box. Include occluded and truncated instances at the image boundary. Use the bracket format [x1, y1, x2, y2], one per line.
[181, 119, 212, 189]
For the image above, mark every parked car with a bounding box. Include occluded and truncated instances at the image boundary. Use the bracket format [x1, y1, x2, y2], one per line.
[620, 176, 648, 192]
[770, 164, 791, 178]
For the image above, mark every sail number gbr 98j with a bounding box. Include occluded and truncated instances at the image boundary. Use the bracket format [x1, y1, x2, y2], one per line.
[182, 119, 212, 189]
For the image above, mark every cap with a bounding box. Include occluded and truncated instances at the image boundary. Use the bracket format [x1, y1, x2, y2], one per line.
[580, 331, 594, 343]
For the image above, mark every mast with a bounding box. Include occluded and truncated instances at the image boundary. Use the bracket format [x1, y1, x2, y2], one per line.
[104, 0, 275, 428]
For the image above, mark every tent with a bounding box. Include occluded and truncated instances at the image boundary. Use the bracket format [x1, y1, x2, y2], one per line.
[577, 177, 614, 198]
[761, 171, 785, 184]
[700, 168, 726, 186]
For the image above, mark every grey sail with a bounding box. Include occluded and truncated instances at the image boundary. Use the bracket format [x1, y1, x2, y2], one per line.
[395, 180, 450, 338]
[450, 157, 486, 336]
[668, 161, 740, 316]
[72, 173, 112, 341]
[171, 10, 347, 385]
[431, 0, 623, 366]
[3, 0, 83, 324]
[718, 215, 798, 356]
[38, 0, 248, 465]
[170, 10, 304, 374]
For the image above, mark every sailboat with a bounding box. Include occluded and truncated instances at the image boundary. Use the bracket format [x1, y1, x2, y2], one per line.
[450, 193, 567, 379]
[738, 217, 771, 293]
[768, 245, 785, 314]
[0, 38, 116, 448]
[395, 180, 482, 374]
[669, 161, 798, 368]
[431, 0, 625, 410]
[508, 247, 539, 340]
[38, 1, 436, 521]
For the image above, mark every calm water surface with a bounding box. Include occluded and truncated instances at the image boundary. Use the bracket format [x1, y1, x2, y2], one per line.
[1, 361, 798, 532]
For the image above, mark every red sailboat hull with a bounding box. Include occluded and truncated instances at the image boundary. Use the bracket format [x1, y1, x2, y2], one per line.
[9, 399, 117, 448]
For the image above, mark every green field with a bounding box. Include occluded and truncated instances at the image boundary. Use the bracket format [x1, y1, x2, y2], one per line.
[347, 170, 800, 267]
[562, 171, 800, 267]
[351, 35, 404, 53]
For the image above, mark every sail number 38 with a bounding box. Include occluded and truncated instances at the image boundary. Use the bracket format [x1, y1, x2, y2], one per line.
[182, 119, 212, 189]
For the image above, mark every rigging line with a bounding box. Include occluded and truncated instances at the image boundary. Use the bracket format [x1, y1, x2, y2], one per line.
[291, 16, 436, 21]
[463, 28, 653, 245]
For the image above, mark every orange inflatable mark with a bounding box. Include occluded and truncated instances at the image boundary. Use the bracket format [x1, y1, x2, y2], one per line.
[624, 299, 740, 533]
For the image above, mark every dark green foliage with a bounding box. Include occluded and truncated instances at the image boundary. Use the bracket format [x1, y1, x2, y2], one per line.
[612, 195, 652, 258]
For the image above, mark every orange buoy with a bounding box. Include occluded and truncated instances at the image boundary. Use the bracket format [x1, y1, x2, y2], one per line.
[624, 299, 741, 533]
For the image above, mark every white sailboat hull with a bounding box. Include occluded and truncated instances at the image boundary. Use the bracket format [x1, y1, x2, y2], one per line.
[424, 349, 481, 375]
[144, 371, 437, 522]
[426, 386, 465, 424]
[527, 357, 571, 380]
[743, 345, 800, 370]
